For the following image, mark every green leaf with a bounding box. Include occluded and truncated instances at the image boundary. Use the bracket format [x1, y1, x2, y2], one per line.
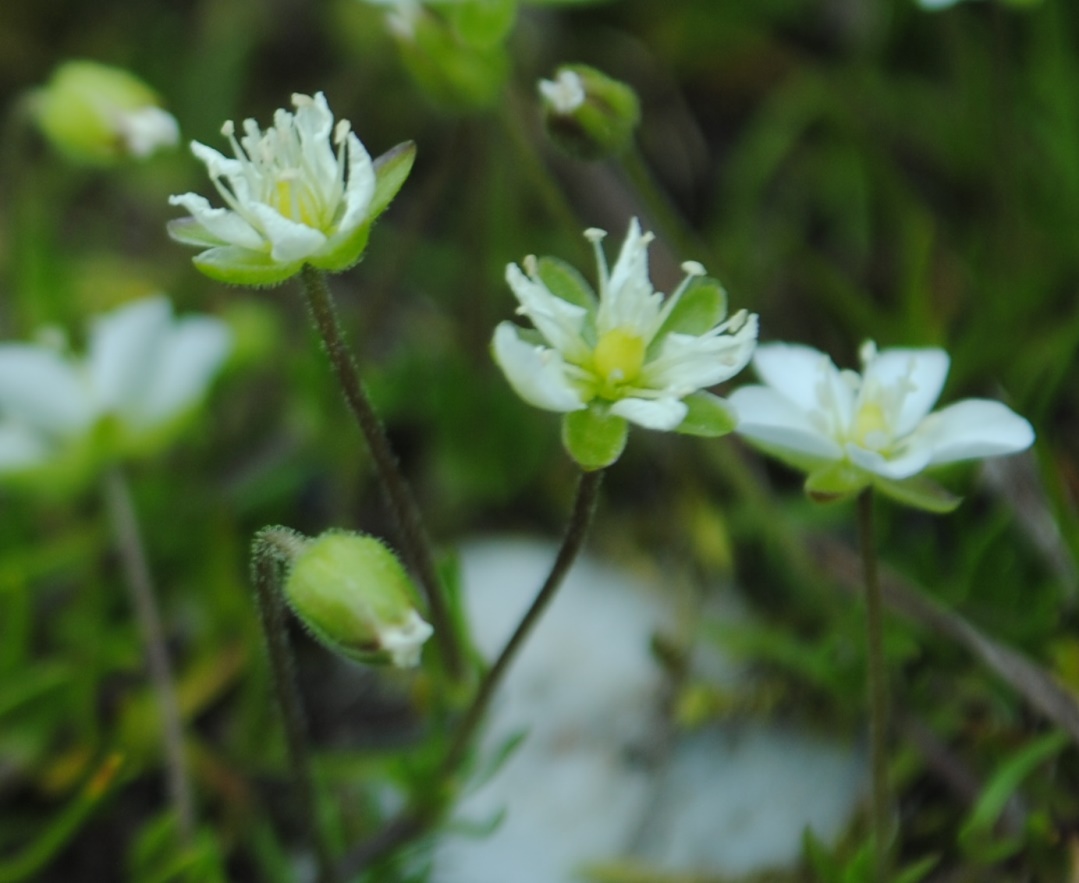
[449, 0, 517, 48]
[655, 276, 727, 338]
[872, 475, 962, 514]
[562, 406, 627, 470]
[804, 463, 868, 503]
[369, 141, 417, 221]
[535, 256, 598, 312]
[958, 729, 1069, 862]
[675, 391, 737, 437]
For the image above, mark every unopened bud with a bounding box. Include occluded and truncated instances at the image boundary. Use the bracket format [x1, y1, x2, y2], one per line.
[282, 531, 433, 668]
[31, 60, 179, 165]
[539, 64, 640, 161]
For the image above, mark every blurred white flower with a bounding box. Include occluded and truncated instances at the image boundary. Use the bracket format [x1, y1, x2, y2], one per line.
[493, 218, 758, 433]
[729, 341, 1034, 508]
[32, 60, 179, 165]
[538, 70, 585, 115]
[168, 92, 414, 286]
[0, 296, 231, 476]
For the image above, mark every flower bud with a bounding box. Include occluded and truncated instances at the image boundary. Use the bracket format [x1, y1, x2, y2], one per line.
[283, 531, 433, 668]
[538, 65, 640, 161]
[31, 60, 179, 165]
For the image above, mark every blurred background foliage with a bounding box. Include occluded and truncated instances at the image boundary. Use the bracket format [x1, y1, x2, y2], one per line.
[0, 0, 1078, 880]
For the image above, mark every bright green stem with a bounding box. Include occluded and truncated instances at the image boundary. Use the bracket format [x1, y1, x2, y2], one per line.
[102, 467, 195, 846]
[857, 489, 891, 882]
[299, 264, 463, 681]
[338, 468, 605, 876]
[251, 532, 341, 883]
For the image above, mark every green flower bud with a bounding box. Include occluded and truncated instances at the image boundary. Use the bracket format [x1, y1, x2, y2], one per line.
[538, 64, 640, 161]
[282, 531, 433, 668]
[31, 60, 179, 165]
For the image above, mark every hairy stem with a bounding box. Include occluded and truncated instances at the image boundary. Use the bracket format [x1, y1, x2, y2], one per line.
[339, 468, 605, 875]
[102, 467, 194, 845]
[299, 264, 463, 680]
[251, 531, 341, 883]
[857, 489, 891, 882]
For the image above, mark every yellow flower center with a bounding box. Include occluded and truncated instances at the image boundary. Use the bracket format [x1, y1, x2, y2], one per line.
[592, 327, 645, 395]
[852, 400, 889, 450]
[271, 176, 320, 228]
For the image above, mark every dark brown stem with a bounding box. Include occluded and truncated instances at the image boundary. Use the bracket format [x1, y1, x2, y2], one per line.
[299, 264, 463, 680]
[338, 468, 605, 876]
[102, 467, 195, 845]
[251, 532, 341, 883]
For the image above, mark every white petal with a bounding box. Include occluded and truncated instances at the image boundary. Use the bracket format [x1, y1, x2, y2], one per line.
[918, 398, 1035, 466]
[505, 263, 591, 362]
[380, 610, 434, 668]
[752, 343, 838, 412]
[645, 315, 758, 393]
[0, 423, 51, 471]
[126, 315, 232, 429]
[247, 203, 327, 263]
[168, 193, 264, 251]
[189, 140, 244, 181]
[0, 344, 93, 436]
[599, 218, 661, 334]
[336, 132, 375, 233]
[608, 396, 687, 430]
[846, 442, 933, 480]
[88, 297, 172, 416]
[728, 385, 843, 461]
[492, 323, 586, 414]
[864, 347, 949, 436]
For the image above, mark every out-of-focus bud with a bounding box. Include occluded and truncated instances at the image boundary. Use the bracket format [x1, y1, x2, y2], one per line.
[538, 64, 640, 161]
[282, 531, 433, 668]
[31, 60, 179, 165]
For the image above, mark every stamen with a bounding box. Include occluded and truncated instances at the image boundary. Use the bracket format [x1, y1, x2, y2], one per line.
[584, 229, 610, 299]
[221, 120, 236, 138]
[523, 255, 539, 276]
[681, 260, 705, 277]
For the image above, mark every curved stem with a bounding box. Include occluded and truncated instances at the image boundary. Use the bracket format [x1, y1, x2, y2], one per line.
[251, 531, 340, 883]
[338, 468, 605, 876]
[857, 489, 891, 882]
[299, 264, 463, 681]
[102, 467, 195, 845]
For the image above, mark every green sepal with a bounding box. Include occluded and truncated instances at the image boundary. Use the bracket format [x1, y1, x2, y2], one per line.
[675, 391, 737, 437]
[449, 0, 517, 48]
[804, 462, 868, 504]
[368, 140, 417, 221]
[283, 531, 427, 667]
[657, 276, 727, 338]
[191, 245, 301, 287]
[562, 406, 627, 471]
[535, 256, 598, 312]
[872, 474, 962, 514]
[309, 223, 373, 274]
[166, 218, 224, 249]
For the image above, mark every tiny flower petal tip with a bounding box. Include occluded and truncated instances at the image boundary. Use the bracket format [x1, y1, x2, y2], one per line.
[168, 92, 415, 287]
[729, 341, 1035, 510]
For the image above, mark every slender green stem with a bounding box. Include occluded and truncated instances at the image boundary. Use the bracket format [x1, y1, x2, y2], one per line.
[251, 530, 341, 883]
[298, 264, 463, 681]
[102, 467, 195, 845]
[338, 468, 605, 876]
[441, 468, 605, 774]
[857, 489, 890, 882]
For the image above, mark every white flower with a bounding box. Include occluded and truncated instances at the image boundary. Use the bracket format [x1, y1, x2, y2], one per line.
[32, 60, 179, 165]
[729, 341, 1034, 507]
[539, 70, 585, 115]
[168, 92, 415, 286]
[0, 296, 231, 477]
[493, 218, 759, 434]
